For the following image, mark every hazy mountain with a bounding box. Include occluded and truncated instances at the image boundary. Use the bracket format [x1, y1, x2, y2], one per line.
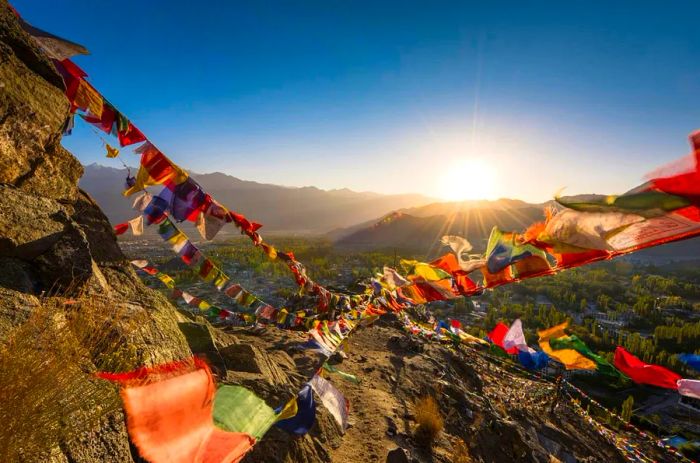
[79, 164, 435, 234]
[331, 200, 547, 255]
[332, 199, 700, 261]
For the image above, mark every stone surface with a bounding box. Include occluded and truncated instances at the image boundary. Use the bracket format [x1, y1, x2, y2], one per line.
[386, 447, 411, 463]
[0, 0, 81, 202]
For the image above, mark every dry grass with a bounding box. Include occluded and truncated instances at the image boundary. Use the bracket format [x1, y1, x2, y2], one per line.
[452, 439, 472, 463]
[0, 294, 145, 461]
[414, 395, 444, 446]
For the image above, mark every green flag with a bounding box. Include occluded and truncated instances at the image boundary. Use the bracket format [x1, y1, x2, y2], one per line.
[213, 385, 277, 440]
[556, 191, 690, 217]
[549, 335, 627, 380]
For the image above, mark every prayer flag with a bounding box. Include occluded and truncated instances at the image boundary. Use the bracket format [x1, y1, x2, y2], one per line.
[485, 227, 549, 274]
[123, 143, 188, 196]
[678, 353, 700, 372]
[129, 215, 144, 236]
[212, 385, 278, 440]
[517, 350, 549, 370]
[487, 322, 518, 354]
[105, 144, 119, 158]
[98, 359, 255, 463]
[114, 222, 129, 235]
[275, 384, 316, 435]
[677, 379, 700, 399]
[538, 322, 596, 370]
[549, 335, 624, 379]
[502, 319, 531, 353]
[613, 347, 681, 389]
[309, 375, 349, 432]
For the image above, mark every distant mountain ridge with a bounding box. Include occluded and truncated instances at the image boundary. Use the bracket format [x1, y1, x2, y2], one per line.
[79, 164, 435, 234]
[332, 199, 700, 262]
[331, 199, 548, 255]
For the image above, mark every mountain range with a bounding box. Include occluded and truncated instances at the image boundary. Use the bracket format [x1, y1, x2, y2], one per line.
[80, 164, 700, 261]
[79, 164, 434, 234]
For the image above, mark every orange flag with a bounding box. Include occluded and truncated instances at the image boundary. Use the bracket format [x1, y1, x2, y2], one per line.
[99, 359, 254, 463]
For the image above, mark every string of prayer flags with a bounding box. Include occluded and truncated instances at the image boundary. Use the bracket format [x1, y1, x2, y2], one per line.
[613, 347, 682, 389]
[549, 336, 625, 380]
[677, 379, 700, 399]
[678, 353, 700, 372]
[212, 386, 278, 440]
[566, 393, 656, 463]
[565, 381, 695, 463]
[132, 260, 311, 328]
[97, 358, 255, 463]
[275, 384, 316, 435]
[309, 374, 349, 433]
[53, 57, 365, 315]
[538, 322, 596, 371]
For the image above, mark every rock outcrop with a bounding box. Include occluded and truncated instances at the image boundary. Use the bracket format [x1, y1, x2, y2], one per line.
[0, 2, 190, 461]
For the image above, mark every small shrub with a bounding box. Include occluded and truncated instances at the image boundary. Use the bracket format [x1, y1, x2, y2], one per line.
[414, 395, 444, 446]
[0, 294, 144, 461]
[452, 439, 472, 463]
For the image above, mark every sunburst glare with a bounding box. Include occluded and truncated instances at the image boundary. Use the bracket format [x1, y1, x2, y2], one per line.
[436, 159, 498, 201]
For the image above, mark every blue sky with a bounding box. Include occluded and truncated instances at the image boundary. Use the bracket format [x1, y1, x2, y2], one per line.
[14, 1, 700, 202]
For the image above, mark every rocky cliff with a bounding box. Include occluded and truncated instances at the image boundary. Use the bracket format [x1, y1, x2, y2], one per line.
[0, 4, 672, 462]
[0, 2, 190, 460]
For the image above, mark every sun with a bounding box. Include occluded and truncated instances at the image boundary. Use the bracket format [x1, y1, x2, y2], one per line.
[436, 159, 498, 201]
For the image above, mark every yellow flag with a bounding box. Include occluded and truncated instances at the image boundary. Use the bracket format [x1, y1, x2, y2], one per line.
[275, 396, 299, 422]
[74, 80, 103, 118]
[459, 331, 489, 345]
[105, 144, 119, 158]
[538, 321, 596, 370]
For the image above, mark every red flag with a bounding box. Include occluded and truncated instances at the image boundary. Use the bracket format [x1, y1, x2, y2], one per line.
[487, 322, 518, 354]
[648, 130, 700, 204]
[614, 347, 681, 389]
[430, 253, 479, 295]
[114, 223, 129, 235]
[118, 121, 147, 147]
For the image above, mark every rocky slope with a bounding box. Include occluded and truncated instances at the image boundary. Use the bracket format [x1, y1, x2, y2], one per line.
[0, 4, 670, 462]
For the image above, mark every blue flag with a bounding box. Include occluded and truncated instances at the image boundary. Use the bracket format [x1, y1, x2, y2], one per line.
[275, 384, 316, 435]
